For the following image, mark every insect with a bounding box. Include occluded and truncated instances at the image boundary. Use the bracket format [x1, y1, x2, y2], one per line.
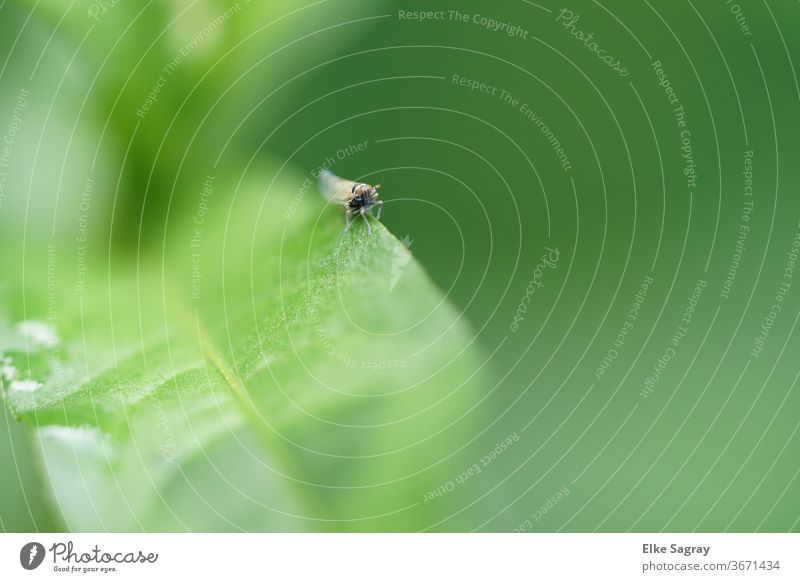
[318, 169, 383, 235]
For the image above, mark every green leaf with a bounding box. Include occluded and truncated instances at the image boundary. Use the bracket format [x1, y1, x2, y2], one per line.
[1, 166, 488, 531]
[0, 405, 60, 532]
[9, 0, 393, 243]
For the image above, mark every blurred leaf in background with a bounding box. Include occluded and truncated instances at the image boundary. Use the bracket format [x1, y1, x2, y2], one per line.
[2, 0, 390, 245]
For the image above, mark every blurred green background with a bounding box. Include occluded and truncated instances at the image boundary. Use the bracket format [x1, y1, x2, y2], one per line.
[1, 0, 800, 531]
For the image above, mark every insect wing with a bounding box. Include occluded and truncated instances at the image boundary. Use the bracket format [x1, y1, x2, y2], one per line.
[318, 169, 354, 204]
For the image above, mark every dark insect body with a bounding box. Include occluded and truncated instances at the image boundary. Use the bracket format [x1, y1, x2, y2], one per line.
[319, 169, 383, 235]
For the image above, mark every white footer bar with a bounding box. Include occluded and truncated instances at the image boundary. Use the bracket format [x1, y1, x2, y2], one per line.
[1, 533, 797, 581]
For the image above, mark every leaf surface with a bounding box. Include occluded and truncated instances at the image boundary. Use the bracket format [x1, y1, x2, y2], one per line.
[1, 167, 488, 531]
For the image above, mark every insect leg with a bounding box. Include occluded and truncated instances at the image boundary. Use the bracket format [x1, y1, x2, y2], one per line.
[374, 200, 383, 221]
[360, 207, 371, 235]
[344, 210, 353, 232]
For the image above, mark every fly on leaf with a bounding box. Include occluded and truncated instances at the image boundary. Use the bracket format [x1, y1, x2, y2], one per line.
[319, 169, 383, 235]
